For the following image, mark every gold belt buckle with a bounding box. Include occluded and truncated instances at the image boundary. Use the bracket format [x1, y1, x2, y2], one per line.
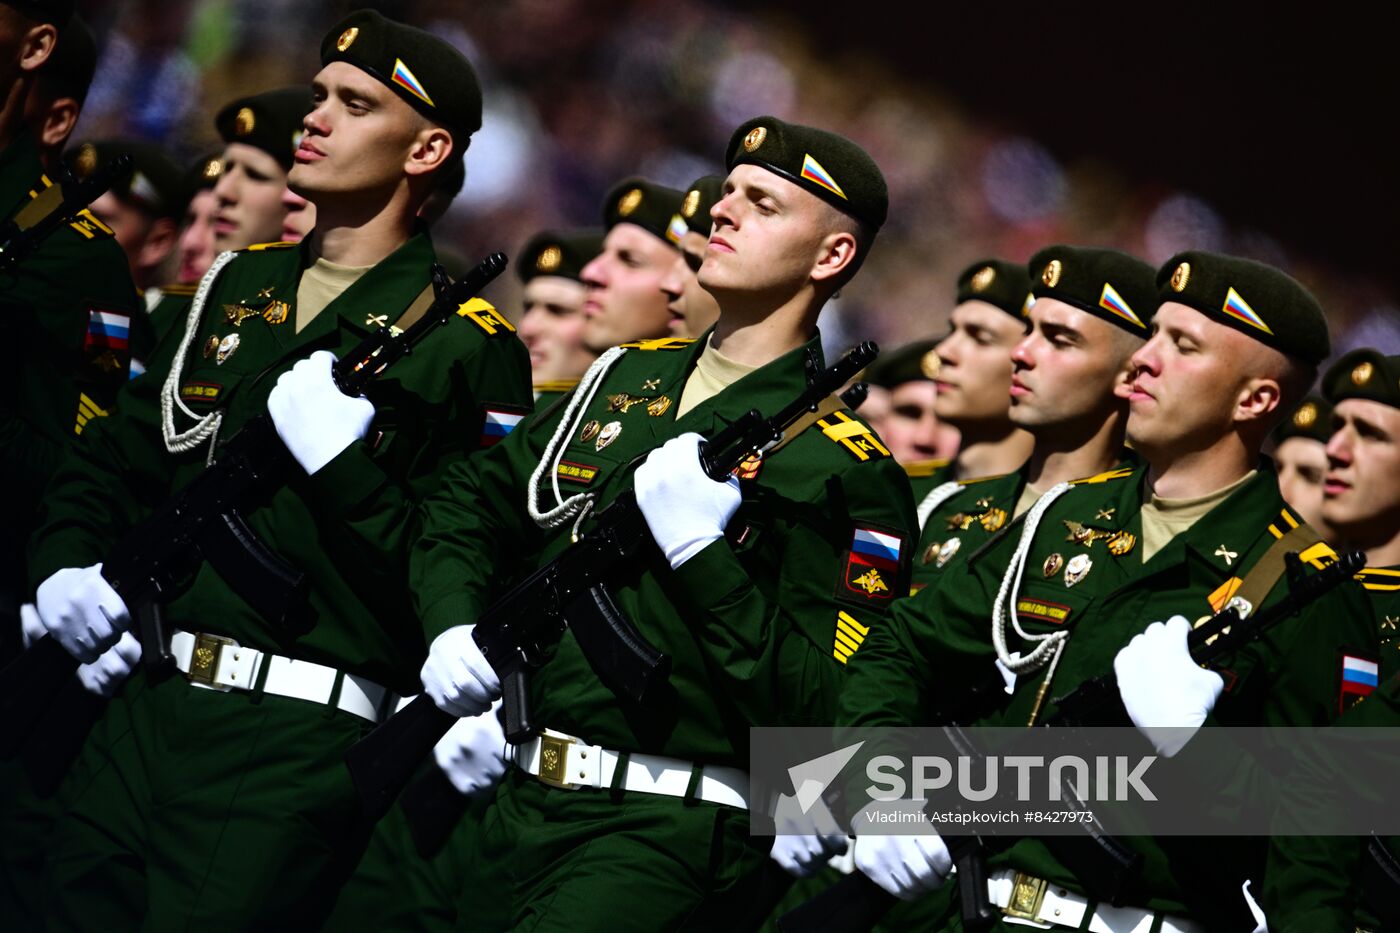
[186, 632, 235, 687]
[1003, 871, 1049, 921]
[535, 733, 577, 789]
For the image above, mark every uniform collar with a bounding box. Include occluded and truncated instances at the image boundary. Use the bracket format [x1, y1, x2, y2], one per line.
[671, 328, 826, 436]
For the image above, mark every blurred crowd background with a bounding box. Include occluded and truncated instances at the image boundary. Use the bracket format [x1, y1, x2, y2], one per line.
[69, 0, 1399, 365]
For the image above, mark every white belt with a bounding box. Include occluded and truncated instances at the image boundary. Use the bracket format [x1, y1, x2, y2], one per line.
[170, 630, 391, 723]
[512, 728, 749, 810]
[987, 869, 1202, 933]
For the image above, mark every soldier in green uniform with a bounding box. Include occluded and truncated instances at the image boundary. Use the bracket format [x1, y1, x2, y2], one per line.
[25, 10, 531, 928]
[1260, 350, 1400, 931]
[410, 116, 913, 931]
[839, 251, 1378, 931]
[660, 173, 724, 339]
[1270, 393, 1334, 539]
[910, 259, 1034, 573]
[65, 138, 183, 292]
[579, 176, 686, 352]
[909, 250, 1152, 592]
[860, 337, 957, 469]
[146, 87, 311, 344]
[517, 228, 604, 405]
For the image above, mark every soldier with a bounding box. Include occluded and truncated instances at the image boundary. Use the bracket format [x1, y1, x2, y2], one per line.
[1260, 350, 1400, 930]
[660, 173, 723, 338]
[1270, 394, 1334, 538]
[838, 251, 1377, 930]
[25, 10, 531, 927]
[19, 9, 89, 168]
[173, 151, 223, 283]
[516, 228, 604, 405]
[65, 138, 184, 291]
[911, 259, 1033, 538]
[579, 176, 686, 353]
[410, 116, 912, 930]
[859, 338, 959, 468]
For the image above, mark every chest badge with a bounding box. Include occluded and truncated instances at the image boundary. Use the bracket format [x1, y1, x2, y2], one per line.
[215, 333, 241, 365]
[203, 335, 220, 359]
[1096, 507, 1116, 521]
[935, 537, 961, 567]
[1106, 531, 1137, 557]
[366, 313, 389, 328]
[1064, 553, 1092, 587]
[642, 378, 660, 391]
[263, 301, 289, 325]
[222, 303, 263, 327]
[1214, 544, 1238, 567]
[578, 420, 601, 444]
[596, 421, 622, 450]
[1043, 552, 1064, 578]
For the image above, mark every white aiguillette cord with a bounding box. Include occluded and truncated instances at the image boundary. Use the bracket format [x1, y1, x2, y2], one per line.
[526, 346, 626, 541]
[160, 250, 238, 463]
[915, 480, 963, 532]
[989, 481, 1073, 725]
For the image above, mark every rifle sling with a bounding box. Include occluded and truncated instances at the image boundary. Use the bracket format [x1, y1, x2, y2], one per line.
[1233, 523, 1323, 615]
[761, 392, 846, 456]
[13, 180, 66, 232]
[389, 280, 439, 333]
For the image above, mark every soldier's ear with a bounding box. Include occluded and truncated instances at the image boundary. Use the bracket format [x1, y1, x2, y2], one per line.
[404, 126, 452, 179]
[1234, 376, 1283, 426]
[39, 96, 79, 151]
[18, 22, 58, 73]
[810, 229, 857, 286]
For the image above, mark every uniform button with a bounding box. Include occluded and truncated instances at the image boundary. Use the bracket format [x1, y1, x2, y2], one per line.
[1053, 908, 1061, 917]
[580, 751, 587, 759]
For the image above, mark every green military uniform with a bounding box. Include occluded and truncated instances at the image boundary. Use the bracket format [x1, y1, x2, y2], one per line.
[1262, 350, 1400, 931]
[519, 227, 602, 408]
[144, 152, 224, 342]
[413, 328, 915, 929]
[840, 252, 1379, 931]
[903, 457, 951, 503]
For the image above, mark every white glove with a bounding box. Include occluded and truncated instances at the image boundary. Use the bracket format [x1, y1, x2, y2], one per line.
[1114, 615, 1224, 757]
[35, 563, 131, 662]
[433, 699, 508, 796]
[770, 833, 849, 879]
[634, 433, 742, 569]
[76, 632, 142, 698]
[421, 625, 500, 717]
[267, 350, 375, 475]
[852, 807, 952, 901]
[1242, 879, 1268, 933]
[19, 603, 44, 649]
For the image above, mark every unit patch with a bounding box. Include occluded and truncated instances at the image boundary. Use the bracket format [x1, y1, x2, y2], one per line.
[1014, 597, 1072, 625]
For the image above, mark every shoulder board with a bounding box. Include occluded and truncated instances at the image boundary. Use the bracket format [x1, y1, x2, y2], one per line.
[242, 240, 298, 251]
[159, 283, 198, 296]
[534, 379, 579, 393]
[1262, 508, 1338, 570]
[815, 410, 891, 462]
[19, 174, 114, 241]
[456, 297, 515, 336]
[1356, 568, 1400, 592]
[66, 208, 115, 241]
[902, 458, 949, 478]
[617, 337, 695, 351]
[1266, 507, 1305, 540]
[1071, 466, 1136, 486]
[957, 471, 1013, 487]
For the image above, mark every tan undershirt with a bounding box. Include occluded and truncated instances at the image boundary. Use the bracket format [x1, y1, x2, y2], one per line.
[295, 257, 373, 332]
[1139, 470, 1256, 562]
[676, 337, 759, 418]
[1013, 483, 1043, 520]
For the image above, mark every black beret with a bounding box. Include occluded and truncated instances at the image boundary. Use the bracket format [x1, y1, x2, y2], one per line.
[602, 177, 686, 248]
[321, 9, 482, 140]
[518, 229, 604, 284]
[64, 139, 185, 219]
[680, 175, 724, 232]
[956, 258, 1033, 320]
[1157, 251, 1330, 364]
[180, 151, 225, 203]
[215, 86, 312, 171]
[1272, 395, 1333, 445]
[864, 339, 940, 389]
[725, 115, 888, 229]
[1323, 349, 1400, 410]
[40, 12, 94, 104]
[0, 0, 72, 27]
[1029, 245, 1158, 337]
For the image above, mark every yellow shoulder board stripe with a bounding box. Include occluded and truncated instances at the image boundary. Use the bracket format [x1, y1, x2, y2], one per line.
[902, 458, 949, 478]
[68, 208, 114, 240]
[534, 379, 579, 393]
[1357, 568, 1400, 591]
[1071, 466, 1135, 485]
[1298, 541, 1337, 570]
[159, 283, 198, 296]
[958, 472, 1012, 487]
[1268, 508, 1310, 541]
[617, 337, 695, 351]
[816, 410, 891, 462]
[834, 611, 869, 664]
[457, 298, 515, 335]
[74, 393, 108, 435]
[244, 241, 297, 251]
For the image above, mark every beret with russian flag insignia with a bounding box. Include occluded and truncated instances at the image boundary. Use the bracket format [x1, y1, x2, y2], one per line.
[680, 174, 725, 228]
[956, 257, 1032, 320]
[1323, 348, 1400, 409]
[725, 115, 888, 229]
[1156, 250, 1330, 364]
[320, 9, 482, 140]
[1028, 245, 1157, 336]
[215, 86, 313, 171]
[602, 177, 686, 250]
[517, 229, 604, 284]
